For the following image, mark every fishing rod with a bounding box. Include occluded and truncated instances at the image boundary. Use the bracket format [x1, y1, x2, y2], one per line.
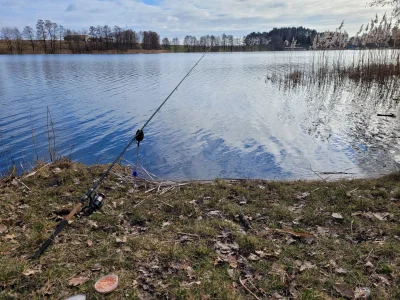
[32, 47, 212, 259]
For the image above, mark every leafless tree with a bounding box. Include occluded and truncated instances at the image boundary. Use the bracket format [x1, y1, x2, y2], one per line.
[172, 37, 179, 52]
[23, 26, 35, 52]
[12, 28, 23, 54]
[161, 37, 170, 50]
[1, 27, 14, 53]
[36, 19, 47, 53]
[58, 26, 65, 53]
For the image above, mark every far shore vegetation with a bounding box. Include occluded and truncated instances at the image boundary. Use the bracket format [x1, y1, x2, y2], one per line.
[1, 7, 400, 55]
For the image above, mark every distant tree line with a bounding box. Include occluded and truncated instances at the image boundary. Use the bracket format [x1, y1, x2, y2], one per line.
[0, 20, 322, 54]
[0, 19, 166, 54]
[244, 27, 318, 50]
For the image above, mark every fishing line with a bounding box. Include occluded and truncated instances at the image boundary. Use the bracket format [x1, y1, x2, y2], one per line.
[33, 47, 212, 259]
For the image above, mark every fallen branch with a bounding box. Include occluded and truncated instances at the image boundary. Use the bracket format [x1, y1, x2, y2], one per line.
[239, 277, 261, 300]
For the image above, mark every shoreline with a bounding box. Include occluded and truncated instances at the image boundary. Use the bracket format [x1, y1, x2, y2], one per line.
[1, 159, 399, 298]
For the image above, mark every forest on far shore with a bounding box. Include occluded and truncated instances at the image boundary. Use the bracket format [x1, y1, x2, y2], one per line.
[0, 19, 318, 54]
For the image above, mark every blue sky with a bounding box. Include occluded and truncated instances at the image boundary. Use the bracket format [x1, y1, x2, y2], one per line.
[0, 0, 391, 39]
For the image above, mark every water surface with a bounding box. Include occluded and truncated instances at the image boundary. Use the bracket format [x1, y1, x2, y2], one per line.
[1, 52, 399, 180]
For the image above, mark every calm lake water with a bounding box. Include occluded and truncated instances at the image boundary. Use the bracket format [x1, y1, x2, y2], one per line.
[1, 52, 399, 180]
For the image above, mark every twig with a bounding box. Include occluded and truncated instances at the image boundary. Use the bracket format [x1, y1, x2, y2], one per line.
[347, 187, 359, 194]
[145, 187, 157, 194]
[23, 162, 52, 178]
[239, 277, 261, 300]
[133, 199, 145, 208]
[159, 200, 174, 208]
[15, 178, 31, 191]
[176, 232, 201, 237]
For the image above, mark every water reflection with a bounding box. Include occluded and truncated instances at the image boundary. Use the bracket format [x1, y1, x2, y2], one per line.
[0, 52, 399, 179]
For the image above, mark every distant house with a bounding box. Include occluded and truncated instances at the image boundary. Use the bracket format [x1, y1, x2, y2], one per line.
[89, 37, 114, 43]
[64, 35, 89, 42]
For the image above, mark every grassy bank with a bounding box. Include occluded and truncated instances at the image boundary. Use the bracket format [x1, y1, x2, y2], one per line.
[0, 159, 399, 299]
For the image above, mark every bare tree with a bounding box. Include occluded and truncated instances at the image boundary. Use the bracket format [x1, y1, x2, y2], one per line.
[23, 26, 35, 52]
[45, 20, 57, 53]
[36, 19, 47, 53]
[1, 27, 14, 53]
[12, 28, 23, 54]
[103, 25, 111, 50]
[162, 37, 170, 50]
[58, 25, 65, 53]
[172, 37, 179, 52]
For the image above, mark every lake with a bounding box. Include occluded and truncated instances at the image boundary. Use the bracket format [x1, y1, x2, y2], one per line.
[1, 52, 399, 180]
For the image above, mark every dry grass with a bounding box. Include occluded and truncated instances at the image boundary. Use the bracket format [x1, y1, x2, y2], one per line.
[0, 159, 399, 299]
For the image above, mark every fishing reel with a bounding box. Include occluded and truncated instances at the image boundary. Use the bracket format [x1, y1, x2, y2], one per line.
[81, 193, 106, 216]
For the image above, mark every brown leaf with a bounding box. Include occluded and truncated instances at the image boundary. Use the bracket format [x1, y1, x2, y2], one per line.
[248, 253, 260, 261]
[88, 220, 98, 228]
[68, 276, 89, 287]
[23, 266, 42, 276]
[372, 274, 390, 285]
[299, 261, 316, 272]
[228, 255, 238, 268]
[39, 280, 53, 295]
[115, 236, 127, 243]
[333, 283, 354, 299]
[0, 224, 7, 234]
[2, 234, 16, 241]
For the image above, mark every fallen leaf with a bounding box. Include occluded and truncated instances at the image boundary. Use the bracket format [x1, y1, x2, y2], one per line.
[227, 268, 235, 279]
[248, 253, 259, 261]
[88, 220, 98, 228]
[162, 221, 170, 228]
[207, 210, 220, 216]
[52, 167, 62, 174]
[68, 276, 89, 287]
[331, 213, 343, 220]
[299, 261, 316, 272]
[371, 274, 390, 285]
[115, 236, 127, 243]
[87, 240, 93, 247]
[296, 192, 310, 200]
[270, 292, 284, 299]
[354, 287, 371, 299]
[91, 263, 102, 272]
[365, 261, 374, 268]
[2, 234, 16, 241]
[333, 283, 354, 299]
[0, 225, 8, 234]
[228, 255, 238, 268]
[372, 212, 392, 221]
[23, 266, 42, 276]
[335, 268, 348, 274]
[39, 280, 53, 295]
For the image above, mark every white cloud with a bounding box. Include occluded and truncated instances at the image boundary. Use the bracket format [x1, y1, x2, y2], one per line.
[0, 0, 392, 39]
